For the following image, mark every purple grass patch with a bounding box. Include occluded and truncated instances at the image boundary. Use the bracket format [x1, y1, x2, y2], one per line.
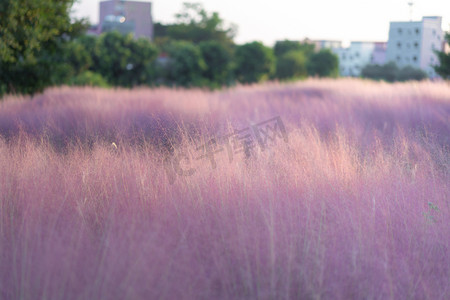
[0, 79, 449, 299]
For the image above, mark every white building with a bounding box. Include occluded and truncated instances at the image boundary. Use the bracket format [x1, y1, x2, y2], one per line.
[333, 42, 386, 77]
[386, 16, 444, 78]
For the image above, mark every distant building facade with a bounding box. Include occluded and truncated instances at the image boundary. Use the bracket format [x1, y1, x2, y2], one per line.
[371, 42, 388, 65]
[333, 42, 387, 77]
[312, 40, 342, 51]
[386, 16, 444, 78]
[92, 0, 153, 40]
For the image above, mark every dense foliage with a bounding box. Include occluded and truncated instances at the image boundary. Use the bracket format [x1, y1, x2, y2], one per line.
[199, 40, 232, 86]
[434, 33, 450, 79]
[274, 40, 315, 58]
[0, 0, 87, 95]
[275, 50, 308, 79]
[307, 49, 339, 78]
[164, 40, 207, 87]
[164, 3, 236, 47]
[234, 42, 276, 83]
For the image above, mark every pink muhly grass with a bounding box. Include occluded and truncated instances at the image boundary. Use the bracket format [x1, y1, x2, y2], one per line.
[0, 79, 448, 299]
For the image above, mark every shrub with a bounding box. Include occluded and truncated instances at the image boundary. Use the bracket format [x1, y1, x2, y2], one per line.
[397, 65, 428, 81]
[362, 62, 427, 82]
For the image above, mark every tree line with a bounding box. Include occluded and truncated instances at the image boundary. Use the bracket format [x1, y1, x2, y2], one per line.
[0, 1, 338, 96]
[1, 1, 449, 96]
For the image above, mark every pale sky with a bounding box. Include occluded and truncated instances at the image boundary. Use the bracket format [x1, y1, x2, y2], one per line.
[71, 0, 449, 46]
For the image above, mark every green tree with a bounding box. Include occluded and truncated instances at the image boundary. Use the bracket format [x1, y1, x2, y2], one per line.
[0, 0, 87, 95]
[50, 38, 94, 85]
[199, 40, 231, 86]
[434, 33, 450, 79]
[122, 37, 159, 86]
[307, 49, 339, 77]
[234, 42, 275, 84]
[165, 40, 207, 86]
[166, 3, 237, 47]
[275, 50, 307, 80]
[274, 40, 315, 58]
[94, 31, 158, 87]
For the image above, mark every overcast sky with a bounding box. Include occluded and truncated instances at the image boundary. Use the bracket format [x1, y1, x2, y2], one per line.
[71, 0, 449, 46]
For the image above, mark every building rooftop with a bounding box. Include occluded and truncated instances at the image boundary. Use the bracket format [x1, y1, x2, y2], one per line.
[390, 16, 442, 24]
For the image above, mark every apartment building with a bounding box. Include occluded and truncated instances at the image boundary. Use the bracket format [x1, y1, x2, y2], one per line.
[92, 0, 153, 40]
[386, 16, 444, 78]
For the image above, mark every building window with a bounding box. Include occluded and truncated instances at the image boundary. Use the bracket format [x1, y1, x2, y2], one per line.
[413, 56, 417, 62]
[414, 42, 419, 48]
[396, 56, 401, 62]
[397, 42, 402, 48]
[432, 29, 436, 36]
[398, 28, 403, 34]
[415, 28, 420, 34]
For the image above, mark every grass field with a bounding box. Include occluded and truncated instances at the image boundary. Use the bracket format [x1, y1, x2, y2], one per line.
[0, 79, 449, 299]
